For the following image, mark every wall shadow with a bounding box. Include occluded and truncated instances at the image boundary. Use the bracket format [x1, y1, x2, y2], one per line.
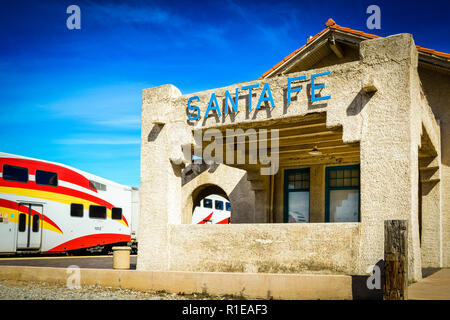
[147, 124, 164, 142]
[351, 259, 384, 300]
[347, 89, 375, 116]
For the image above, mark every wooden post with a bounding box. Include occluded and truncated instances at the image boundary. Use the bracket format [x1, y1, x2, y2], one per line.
[384, 220, 408, 300]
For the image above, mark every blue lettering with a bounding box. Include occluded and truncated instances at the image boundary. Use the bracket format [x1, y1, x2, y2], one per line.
[287, 76, 306, 105]
[205, 92, 221, 118]
[187, 96, 201, 121]
[310, 71, 331, 102]
[241, 84, 259, 111]
[224, 88, 239, 114]
[256, 82, 276, 109]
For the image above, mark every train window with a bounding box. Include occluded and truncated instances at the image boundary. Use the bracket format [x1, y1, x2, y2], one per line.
[35, 170, 58, 186]
[3, 164, 28, 183]
[70, 203, 84, 217]
[32, 215, 40, 232]
[203, 199, 213, 209]
[89, 205, 106, 219]
[226, 202, 231, 211]
[111, 207, 122, 220]
[215, 200, 224, 210]
[18, 213, 26, 232]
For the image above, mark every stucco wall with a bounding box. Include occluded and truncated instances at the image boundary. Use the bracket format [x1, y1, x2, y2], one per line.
[419, 67, 450, 267]
[167, 223, 361, 275]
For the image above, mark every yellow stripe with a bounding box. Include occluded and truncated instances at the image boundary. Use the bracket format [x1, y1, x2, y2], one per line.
[0, 205, 63, 234]
[0, 254, 136, 260]
[0, 187, 127, 227]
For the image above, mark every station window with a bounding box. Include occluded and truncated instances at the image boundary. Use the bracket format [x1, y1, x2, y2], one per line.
[2, 164, 28, 183]
[215, 200, 224, 210]
[284, 168, 310, 223]
[89, 205, 107, 219]
[203, 199, 213, 209]
[226, 202, 231, 212]
[325, 165, 360, 222]
[111, 207, 122, 220]
[70, 203, 84, 217]
[35, 170, 58, 186]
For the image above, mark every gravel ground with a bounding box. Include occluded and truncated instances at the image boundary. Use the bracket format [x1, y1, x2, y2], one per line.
[0, 279, 232, 300]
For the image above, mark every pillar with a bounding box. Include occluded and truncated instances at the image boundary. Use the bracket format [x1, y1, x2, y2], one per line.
[137, 84, 191, 271]
[357, 34, 422, 281]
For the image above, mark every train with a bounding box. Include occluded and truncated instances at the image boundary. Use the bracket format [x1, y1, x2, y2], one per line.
[0, 152, 139, 255]
[192, 194, 231, 224]
[0, 152, 231, 256]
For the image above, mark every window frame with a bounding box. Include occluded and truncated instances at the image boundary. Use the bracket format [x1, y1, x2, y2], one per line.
[283, 167, 310, 223]
[89, 205, 107, 220]
[35, 169, 58, 187]
[325, 164, 360, 223]
[111, 207, 122, 220]
[2, 164, 29, 183]
[32, 214, 40, 232]
[70, 203, 84, 218]
[214, 200, 224, 211]
[18, 213, 27, 232]
[203, 199, 213, 209]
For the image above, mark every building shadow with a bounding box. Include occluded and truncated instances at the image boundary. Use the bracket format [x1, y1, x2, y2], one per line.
[351, 259, 384, 300]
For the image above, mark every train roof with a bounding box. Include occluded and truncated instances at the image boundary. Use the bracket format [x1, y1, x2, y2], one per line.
[0, 151, 137, 191]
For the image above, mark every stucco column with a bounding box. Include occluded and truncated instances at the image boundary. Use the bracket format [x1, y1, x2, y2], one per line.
[309, 165, 325, 222]
[137, 84, 191, 271]
[357, 34, 422, 281]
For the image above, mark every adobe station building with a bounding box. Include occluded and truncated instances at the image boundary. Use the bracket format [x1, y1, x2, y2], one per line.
[137, 19, 449, 282]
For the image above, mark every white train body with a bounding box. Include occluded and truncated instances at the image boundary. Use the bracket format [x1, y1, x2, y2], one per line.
[0, 152, 137, 254]
[192, 194, 231, 224]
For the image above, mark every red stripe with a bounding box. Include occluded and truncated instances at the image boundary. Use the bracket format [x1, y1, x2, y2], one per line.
[0, 157, 97, 192]
[0, 198, 63, 233]
[47, 233, 131, 252]
[198, 212, 213, 224]
[0, 179, 128, 227]
[216, 217, 230, 224]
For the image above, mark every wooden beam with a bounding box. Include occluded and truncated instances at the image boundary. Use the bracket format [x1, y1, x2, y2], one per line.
[210, 129, 343, 149]
[280, 156, 360, 167]
[384, 220, 408, 300]
[278, 149, 360, 160]
[328, 36, 344, 59]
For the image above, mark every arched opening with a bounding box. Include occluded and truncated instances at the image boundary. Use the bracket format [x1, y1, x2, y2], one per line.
[191, 184, 231, 224]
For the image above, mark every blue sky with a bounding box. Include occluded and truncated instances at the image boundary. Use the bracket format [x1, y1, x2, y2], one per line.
[1, 0, 449, 187]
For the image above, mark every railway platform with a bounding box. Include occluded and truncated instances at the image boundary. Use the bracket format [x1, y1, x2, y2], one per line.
[0, 255, 137, 270]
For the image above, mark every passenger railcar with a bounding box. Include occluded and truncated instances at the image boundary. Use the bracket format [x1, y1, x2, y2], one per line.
[192, 194, 231, 224]
[0, 152, 138, 254]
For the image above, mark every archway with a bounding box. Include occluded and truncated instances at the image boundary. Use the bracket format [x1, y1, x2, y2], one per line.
[190, 184, 231, 224]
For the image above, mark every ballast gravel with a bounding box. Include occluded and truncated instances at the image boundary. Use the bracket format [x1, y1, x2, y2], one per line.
[0, 279, 229, 300]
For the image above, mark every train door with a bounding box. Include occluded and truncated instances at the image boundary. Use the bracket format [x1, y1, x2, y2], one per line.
[17, 203, 43, 250]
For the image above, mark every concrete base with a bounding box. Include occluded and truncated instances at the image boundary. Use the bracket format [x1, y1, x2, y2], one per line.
[0, 266, 352, 300]
[408, 269, 450, 300]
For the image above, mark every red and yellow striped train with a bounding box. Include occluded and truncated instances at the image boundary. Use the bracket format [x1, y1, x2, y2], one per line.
[0, 152, 139, 255]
